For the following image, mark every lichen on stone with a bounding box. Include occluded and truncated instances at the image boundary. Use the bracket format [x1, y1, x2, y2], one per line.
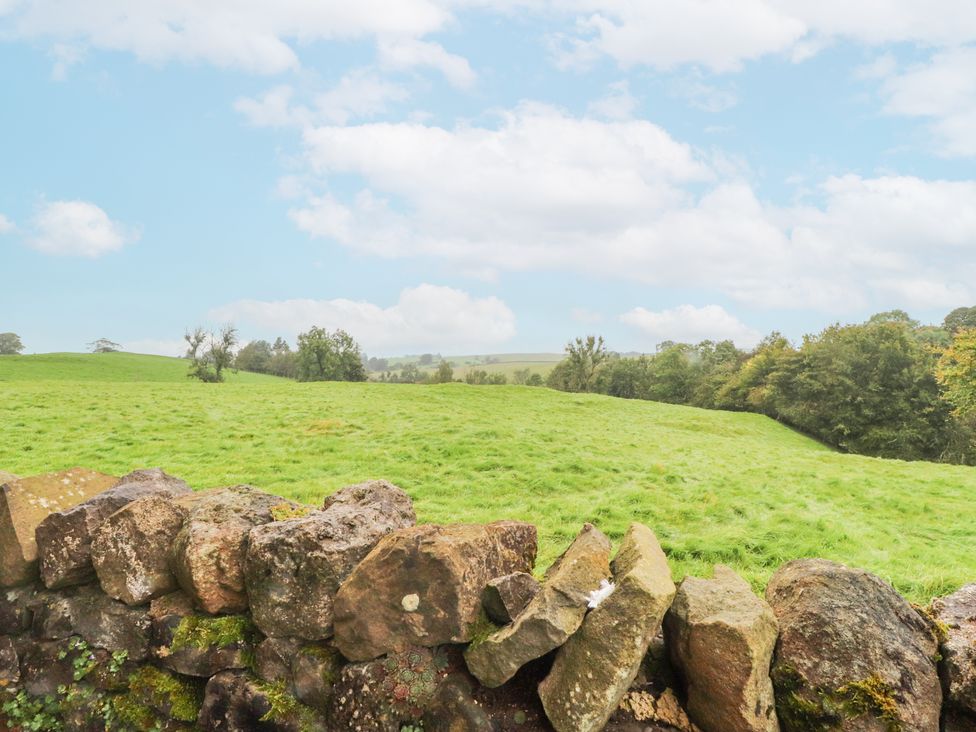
[836, 675, 902, 732]
[270, 503, 315, 521]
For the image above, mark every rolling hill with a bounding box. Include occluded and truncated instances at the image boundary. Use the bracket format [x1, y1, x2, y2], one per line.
[1, 351, 973, 601]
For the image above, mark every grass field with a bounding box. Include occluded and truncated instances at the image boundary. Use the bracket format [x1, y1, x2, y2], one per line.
[1, 352, 974, 602]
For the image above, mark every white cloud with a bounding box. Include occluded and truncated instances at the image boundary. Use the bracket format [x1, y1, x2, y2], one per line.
[0, 213, 14, 234]
[236, 72, 410, 129]
[876, 46, 976, 157]
[2, 0, 451, 74]
[547, 1, 976, 71]
[377, 38, 476, 89]
[586, 80, 637, 120]
[286, 104, 976, 311]
[210, 284, 516, 354]
[621, 304, 762, 348]
[29, 200, 137, 257]
[669, 72, 738, 113]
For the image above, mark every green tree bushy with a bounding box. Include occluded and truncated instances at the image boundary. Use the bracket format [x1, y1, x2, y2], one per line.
[296, 327, 367, 382]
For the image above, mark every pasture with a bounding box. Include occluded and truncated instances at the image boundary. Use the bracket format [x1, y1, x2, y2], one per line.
[1, 352, 973, 602]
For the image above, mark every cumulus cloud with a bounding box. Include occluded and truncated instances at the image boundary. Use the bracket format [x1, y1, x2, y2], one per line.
[286, 104, 976, 311]
[875, 46, 976, 157]
[210, 284, 516, 354]
[235, 72, 410, 129]
[621, 304, 762, 348]
[1, 0, 451, 74]
[28, 201, 137, 257]
[547, 1, 976, 72]
[377, 38, 477, 89]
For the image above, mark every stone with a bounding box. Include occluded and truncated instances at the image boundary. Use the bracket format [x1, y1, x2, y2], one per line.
[171, 485, 296, 614]
[30, 584, 152, 660]
[19, 639, 75, 696]
[0, 583, 37, 634]
[539, 522, 677, 732]
[0, 468, 117, 587]
[246, 479, 416, 640]
[198, 671, 327, 732]
[464, 523, 611, 688]
[766, 559, 941, 732]
[255, 636, 303, 685]
[36, 468, 191, 590]
[663, 565, 778, 732]
[321, 478, 416, 517]
[327, 646, 460, 731]
[333, 521, 537, 661]
[932, 583, 976, 715]
[0, 472, 18, 485]
[614, 688, 702, 732]
[423, 674, 494, 732]
[149, 595, 255, 678]
[92, 492, 198, 605]
[292, 643, 344, 711]
[0, 635, 19, 686]
[482, 571, 540, 625]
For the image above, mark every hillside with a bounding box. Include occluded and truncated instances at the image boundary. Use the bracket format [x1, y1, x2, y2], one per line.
[0, 352, 280, 383]
[1, 352, 974, 601]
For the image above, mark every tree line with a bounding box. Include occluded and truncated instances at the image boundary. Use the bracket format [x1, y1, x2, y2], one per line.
[547, 307, 976, 464]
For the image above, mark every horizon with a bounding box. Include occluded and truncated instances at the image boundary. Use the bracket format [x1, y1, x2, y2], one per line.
[3, 3, 975, 356]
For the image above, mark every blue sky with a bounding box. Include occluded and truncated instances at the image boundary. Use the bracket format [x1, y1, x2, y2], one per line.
[2, 2, 975, 357]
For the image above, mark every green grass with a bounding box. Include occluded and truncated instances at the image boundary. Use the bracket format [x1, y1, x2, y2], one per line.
[0, 352, 278, 383]
[1, 353, 974, 601]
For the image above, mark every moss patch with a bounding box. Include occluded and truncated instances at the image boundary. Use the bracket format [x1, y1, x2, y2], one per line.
[466, 609, 503, 651]
[271, 503, 316, 521]
[253, 678, 321, 731]
[836, 675, 902, 732]
[126, 665, 203, 723]
[171, 614, 256, 652]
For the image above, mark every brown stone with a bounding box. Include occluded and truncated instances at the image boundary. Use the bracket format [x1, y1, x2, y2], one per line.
[0, 583, 37, 634]
[171, 485, 295, 614]
[464, 523, 610, 688]
[766, 559, 941, 732]
[30, 583, 152, 660]
[664, 565, 779, 732]
[92, 492, 199, 605]
[0, 468, 117, 587]
[37, 468, 191, 590]
[932, 583, 976, 716]
[482, 571, 540, 625]
[245, 479, 416, 640]
[333, 521, 537, 661]
[198, 671, 327, 732]
[0, 635, 18, 686]
[539, 523, 676, 732]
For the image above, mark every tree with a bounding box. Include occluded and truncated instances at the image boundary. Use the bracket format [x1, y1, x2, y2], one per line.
[434, 360, 454, 383]
[866, 310, 919, 328]
[185, 325, 238, 383]
[87, 338, 122, 353]
[944, 307, 976, 334]
[419, 353, 434, 366]
[235, 340, 273, 374]
[937, 329, 976, 416]
[562, 335, 609, 392]
[296, 327, 367, 382]
[0, 332, 24, 355]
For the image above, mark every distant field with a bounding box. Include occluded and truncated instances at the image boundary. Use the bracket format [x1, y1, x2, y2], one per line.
[376, 352, 563, 380]
[2, 352, 975, 602]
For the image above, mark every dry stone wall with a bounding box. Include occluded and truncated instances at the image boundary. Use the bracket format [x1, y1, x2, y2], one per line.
[0, 467, 968, 732]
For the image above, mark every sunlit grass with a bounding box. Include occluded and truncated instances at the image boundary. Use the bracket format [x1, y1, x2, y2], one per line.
[1, 353, 974, 601]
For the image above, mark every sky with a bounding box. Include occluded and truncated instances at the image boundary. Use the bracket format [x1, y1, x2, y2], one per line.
[2, 1, 975, 357]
